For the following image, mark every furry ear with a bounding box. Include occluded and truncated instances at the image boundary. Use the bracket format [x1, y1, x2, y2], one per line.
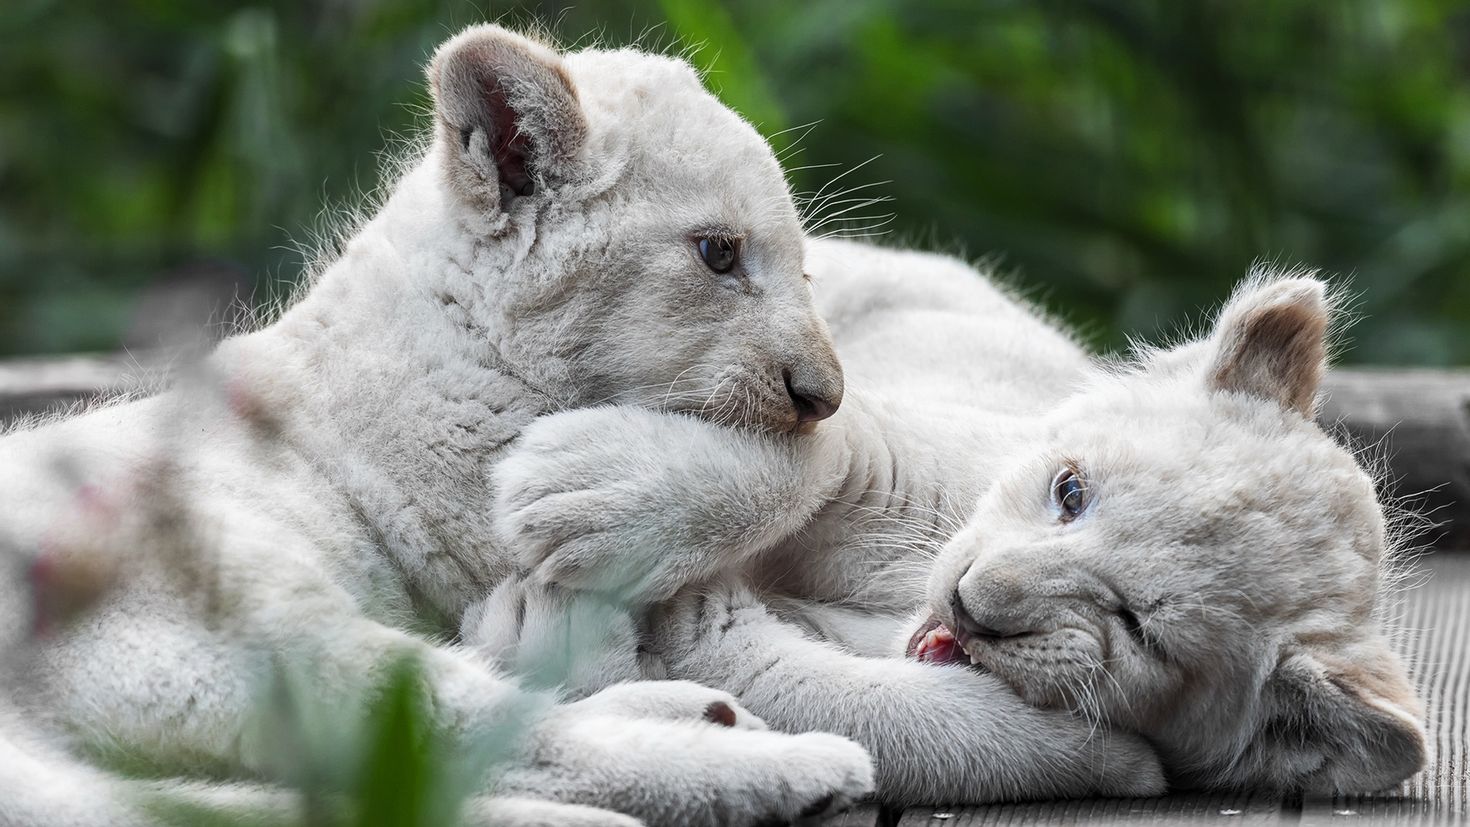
[1253, 641, 1426, 794]
[429, 25, 586, 210]
[1205, 277, 1330, 416]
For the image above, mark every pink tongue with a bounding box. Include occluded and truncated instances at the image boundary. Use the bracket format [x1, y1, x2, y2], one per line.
[914, 624, 966, 665]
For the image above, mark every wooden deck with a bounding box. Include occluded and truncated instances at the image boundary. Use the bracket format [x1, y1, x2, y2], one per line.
[2, 356, 1468, 824]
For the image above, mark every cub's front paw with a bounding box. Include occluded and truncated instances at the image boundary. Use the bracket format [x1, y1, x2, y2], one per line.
[492, 408, 679, 599]
[567, 679, 767, 731]
[504, 703, 875, 827]
[461, 575, 647, 699]
[647, 578, 766, 665]
[742, 730, 875, 824]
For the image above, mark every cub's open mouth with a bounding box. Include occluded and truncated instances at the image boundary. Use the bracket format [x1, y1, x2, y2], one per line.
[906, 613, 981, 667]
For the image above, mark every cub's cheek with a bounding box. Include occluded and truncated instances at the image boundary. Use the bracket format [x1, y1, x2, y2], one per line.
[971, 632, 1105, 710]
[1003, 668, 1080, 711]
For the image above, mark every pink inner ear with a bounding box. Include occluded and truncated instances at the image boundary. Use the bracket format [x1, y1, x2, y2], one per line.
[1210, 292, 1327, 416]
[482, 79, 534, 196]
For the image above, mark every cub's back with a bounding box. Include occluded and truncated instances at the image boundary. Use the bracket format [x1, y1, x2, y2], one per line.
[806, 239, 1089, 414]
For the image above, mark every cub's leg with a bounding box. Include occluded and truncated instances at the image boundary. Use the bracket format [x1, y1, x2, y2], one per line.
[498, 680, 872, 825]
[469, 576, 1159, 804]
[23, 537, 871, 827]
[0, 722, 640, 827]
[492, 405, 849, 603]
[3, 694, 647, 827]
[494, 402, 979, 615]
[652, 580, 1166, 805]
[463, 574, 653, 697]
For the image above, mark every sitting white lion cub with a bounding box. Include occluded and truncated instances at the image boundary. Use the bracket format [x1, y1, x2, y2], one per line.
[482, 239, 1425, 803]
[0, 25, 873, 827]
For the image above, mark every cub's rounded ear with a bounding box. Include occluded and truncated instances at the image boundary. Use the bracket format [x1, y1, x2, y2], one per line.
[1205, 276, 1330, 417]
[429, 25, 587, 210]
[1254, 641, 1425, 794]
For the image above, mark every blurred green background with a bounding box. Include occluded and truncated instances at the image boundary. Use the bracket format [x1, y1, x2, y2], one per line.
[3, 0, 1469, 363]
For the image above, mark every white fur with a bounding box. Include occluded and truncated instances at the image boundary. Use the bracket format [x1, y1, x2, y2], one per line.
[0, 25, 872, 827]
[477, 239, 1425, 802]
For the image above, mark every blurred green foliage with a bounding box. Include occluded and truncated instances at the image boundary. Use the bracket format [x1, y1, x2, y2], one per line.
[142, 656, 543, 827]
[2, 0, 1469, 362]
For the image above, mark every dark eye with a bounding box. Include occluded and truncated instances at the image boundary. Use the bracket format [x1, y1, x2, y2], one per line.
[697, 236, 738, 274]
[1050, 466, 1088, 521]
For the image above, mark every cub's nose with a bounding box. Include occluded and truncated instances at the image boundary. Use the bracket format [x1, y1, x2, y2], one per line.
[951, 589, 1030, 640]
[784, 369, 841, 424]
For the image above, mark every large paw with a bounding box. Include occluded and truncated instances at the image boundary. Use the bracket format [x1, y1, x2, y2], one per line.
[492, 408, 685, 599]
[499, 708, 875, 827]
[566, 680, 768, 731]
[461, 574, 648, 699]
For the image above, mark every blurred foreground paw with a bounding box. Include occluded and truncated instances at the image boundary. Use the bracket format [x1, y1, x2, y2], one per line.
[461, 573, 647, 699]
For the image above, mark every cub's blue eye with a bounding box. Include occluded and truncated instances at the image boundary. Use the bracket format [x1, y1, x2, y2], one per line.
[697, 236, 738, 274]
[1051, 467, 1088, 521]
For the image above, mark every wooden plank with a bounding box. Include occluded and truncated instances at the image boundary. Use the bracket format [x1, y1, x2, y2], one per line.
[821, 803, 888, 826]
[0, 351, 165, 424]
[1321, 370, 1470, 549]
[1299, 552, 1470, 823]
[895, 790, 1288, 825]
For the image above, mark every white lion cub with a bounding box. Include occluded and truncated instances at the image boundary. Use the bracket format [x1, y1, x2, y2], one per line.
[0, 25, 872, 827]
[484, 239, 1425, 803]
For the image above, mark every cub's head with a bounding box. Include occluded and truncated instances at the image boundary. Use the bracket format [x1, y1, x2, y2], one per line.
[412, 25, 839, 432]
[915, 276, 1426, 794]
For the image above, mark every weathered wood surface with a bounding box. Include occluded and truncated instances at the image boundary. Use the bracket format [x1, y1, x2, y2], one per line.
[895, 790, 1288, 825]
[1321, 370, 1470, 549]
[0, 351, 166, 424]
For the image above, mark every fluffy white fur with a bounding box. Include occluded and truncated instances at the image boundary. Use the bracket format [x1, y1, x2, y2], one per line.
[0, 25, 873, 827]
[475, 238, 1426, 803]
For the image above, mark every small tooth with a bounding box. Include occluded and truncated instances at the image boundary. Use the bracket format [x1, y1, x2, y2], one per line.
[969, 652, 980, 665]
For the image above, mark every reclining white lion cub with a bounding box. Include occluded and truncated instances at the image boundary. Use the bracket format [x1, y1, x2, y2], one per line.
[0, 24, 883, 827]
[480, 239, 1427, 803]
